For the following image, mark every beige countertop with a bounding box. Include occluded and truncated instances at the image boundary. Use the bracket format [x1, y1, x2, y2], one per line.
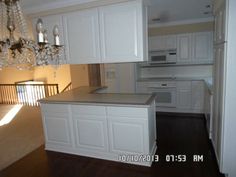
[137, 77, 213, 94]
[39, 86, 156, 107]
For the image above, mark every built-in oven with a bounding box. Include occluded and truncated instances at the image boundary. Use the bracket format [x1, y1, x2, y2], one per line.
[147, 82, 177, 107]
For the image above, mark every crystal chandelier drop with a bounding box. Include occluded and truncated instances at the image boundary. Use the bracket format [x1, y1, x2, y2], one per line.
[0, 0, 64, 70]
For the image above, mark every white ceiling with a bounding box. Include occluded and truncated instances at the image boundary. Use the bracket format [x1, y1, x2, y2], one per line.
[21, 0, 213, 24]
[148, 0, 213, 25]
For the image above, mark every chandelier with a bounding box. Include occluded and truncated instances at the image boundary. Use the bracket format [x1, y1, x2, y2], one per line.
[0, 0, 64, 70]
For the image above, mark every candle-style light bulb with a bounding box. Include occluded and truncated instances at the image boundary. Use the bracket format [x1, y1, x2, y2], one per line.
[36, 18, 44, 43]
[53, 25, 60, 46]
[43, 30, 49, 43]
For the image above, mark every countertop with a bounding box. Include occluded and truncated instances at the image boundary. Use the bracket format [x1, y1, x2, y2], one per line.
[39, 86, 156, 107]
[137, 77, 213, 94]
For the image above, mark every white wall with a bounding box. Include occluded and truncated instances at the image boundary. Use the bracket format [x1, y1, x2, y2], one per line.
[139, 65, 212, 79]
[221, 0, 236, 176]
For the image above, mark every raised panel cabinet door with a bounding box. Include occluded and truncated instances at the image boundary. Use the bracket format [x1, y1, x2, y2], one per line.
[177, 34, 192, 63]
[41, 104, 73, 147]
[99, 1, 144, 63]
[63, 8, 101, 64]
[73, 116, 108, 152]
[192, 32, 213, 63]
[191, 81, 205, 111]
[148, 36, 165, 51]
[108, 117, 148, 154]
[177, 81, 191, 109]
[165, 35, 177, 50]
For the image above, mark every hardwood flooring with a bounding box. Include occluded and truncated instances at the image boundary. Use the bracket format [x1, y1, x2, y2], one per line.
[0, 113, 223, 177]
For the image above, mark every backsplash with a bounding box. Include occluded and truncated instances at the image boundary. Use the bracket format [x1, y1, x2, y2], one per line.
[139, 65, 212, 79]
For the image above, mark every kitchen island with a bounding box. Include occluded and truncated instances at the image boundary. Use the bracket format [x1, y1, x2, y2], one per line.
[39, 87, 156, 166]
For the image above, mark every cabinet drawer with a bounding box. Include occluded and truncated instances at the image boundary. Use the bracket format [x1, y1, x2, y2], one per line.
[107, 107, 148, 118]
[71, 105, 106, 116]
[41, 104, 69, 116]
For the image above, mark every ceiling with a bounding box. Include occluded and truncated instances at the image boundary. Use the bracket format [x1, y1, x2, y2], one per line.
[21, 0, 213, 24]
[148, 0, 213, 25]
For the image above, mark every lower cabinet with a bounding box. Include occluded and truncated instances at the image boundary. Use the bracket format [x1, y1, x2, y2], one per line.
[41, 104, 74, 148]
[177, 81, 192, 110]
[40, 102, 156, 166]
[72, 105, 109, 152]
[136, 80, 206, 113]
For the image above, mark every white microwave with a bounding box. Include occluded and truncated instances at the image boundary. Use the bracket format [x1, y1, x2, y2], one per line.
[149, 49, 177, 64]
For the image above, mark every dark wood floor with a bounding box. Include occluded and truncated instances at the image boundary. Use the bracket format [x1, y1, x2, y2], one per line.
[0, 113, 223, 177]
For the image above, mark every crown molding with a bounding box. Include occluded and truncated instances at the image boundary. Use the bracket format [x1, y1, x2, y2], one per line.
[148, 17, 214, 28]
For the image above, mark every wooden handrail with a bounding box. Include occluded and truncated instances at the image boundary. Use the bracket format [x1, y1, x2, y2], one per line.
[61, 82, 72, 93]
[0, 83, 59, 106]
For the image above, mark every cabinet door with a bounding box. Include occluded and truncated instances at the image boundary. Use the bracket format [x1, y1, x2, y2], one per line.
[108, 117, 147, 154]
[71, 105, 108, 152]
[107, 106, 148, 154]
[177, 34, 192, 63]
[177, 81, 191, 109]
[149, 36, 165, 51]
[63, 8, 101, 64]
[165, 35, 177, 50]
[192, 32, 213, 63]
[99, 1, 144, 63]
[191, 81, 205, 111]
[41, 104, 73, 147]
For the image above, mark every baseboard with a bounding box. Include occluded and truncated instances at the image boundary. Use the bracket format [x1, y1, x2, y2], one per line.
[156, 111, 205, 119]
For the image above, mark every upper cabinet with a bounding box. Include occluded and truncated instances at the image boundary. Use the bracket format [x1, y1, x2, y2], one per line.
[192, 32, 213, 63]
[99, 1, 146, 63]
[177, 33, 192, 63]
[63, 0, 147, 64]
[63, 8, 101, 64]
[149, 31, 213, 65]
[149, 35, 177, 51]
[32, 0, 147, 65]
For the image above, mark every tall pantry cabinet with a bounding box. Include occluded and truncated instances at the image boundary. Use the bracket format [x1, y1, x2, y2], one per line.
[212, 0, 236, 176]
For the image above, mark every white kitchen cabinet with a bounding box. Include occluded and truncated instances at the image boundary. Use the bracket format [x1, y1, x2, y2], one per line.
[63, 8, 101, 64]
[191, 81, 205, 111]
[99, 1, 146, 63]
[176, 81, 192, 110]
[61, 0, 147, 64]
[107, 105, 156, 155]
[71, 105, 108, 152]
[149, 36, 165, 51]
[165, 35, 177, 50]
[192, 32, 213, 63]
[149, 35, 177, 51]
[149, 32, 213, 64]
[108, 117, 147, 154]
[41, 104, 74, 148]
[177, 34, 192, 63]
[40, 101, 156, 166]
